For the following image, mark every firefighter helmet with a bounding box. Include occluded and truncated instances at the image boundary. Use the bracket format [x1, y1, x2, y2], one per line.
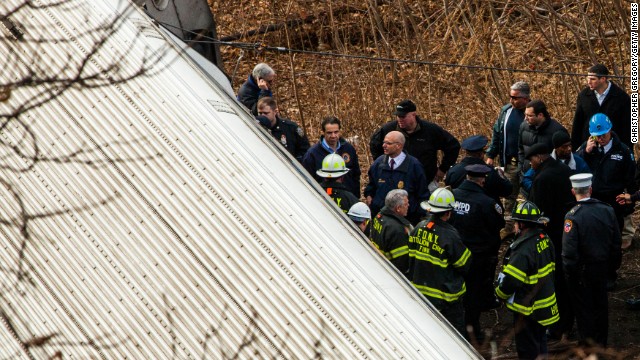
[509, 201, 549, 224]
[316, 153, 349, 178]
[421, 187, 455, 213]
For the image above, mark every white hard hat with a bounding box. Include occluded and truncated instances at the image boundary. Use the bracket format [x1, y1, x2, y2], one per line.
[421, 187, 455, 213]
[316, 153, 349, 178]
[348, 202, 371, 222]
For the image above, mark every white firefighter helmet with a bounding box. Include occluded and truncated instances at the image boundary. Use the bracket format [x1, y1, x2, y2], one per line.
[421, 187, 456, 213]
[347, 202, 371, 223]
[316, 153, 349, 178]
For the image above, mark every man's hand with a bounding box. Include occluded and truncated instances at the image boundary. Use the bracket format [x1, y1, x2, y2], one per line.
[485, 157, 494, 166]
[585, 136, 597, 154]
[257, 78, 270, 91]
[616, 193, 632, 205]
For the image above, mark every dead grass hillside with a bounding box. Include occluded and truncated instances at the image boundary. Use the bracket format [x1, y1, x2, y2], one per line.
[211, 0, 632, 171]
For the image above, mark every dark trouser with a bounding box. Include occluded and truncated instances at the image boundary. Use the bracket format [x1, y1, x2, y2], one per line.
[463, 254, 496, 342]
[592, 191, 624, 283]
[548, 245, 574, 339]
[431, 298, 465, 336]
[567, 264, 609, 347]
[514, 313, 548, 360]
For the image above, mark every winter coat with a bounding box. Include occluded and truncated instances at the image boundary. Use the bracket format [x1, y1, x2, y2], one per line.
[496, 227, 559, 327]
[408, 215, 471, 302]
[572, 82, 632, 149]
[302, 137, 361, 197]
[369, 116, 460, 183]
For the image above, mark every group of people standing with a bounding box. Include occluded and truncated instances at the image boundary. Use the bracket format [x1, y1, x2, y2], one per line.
[237, 62, 635, 359]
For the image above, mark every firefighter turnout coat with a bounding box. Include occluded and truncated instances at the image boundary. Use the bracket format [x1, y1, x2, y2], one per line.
[496, 226, 559, 327]
[408, 215, 472, 303]
[370, 206, 413, 275]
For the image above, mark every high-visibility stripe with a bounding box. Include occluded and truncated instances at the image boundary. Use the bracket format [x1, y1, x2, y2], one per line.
[506, 293, 557, 315]
[503, 264, 528, 283]
[495, 286, 511, 300]
[452, 248, 471, 268]
[503, 262, 556, 285]
[389, 245, 409, 259]
[408, 250, 449, 268]
[539, 313, 560, 326]
[412, 282, 466, 302]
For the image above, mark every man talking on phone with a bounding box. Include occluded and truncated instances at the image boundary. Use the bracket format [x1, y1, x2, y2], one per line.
[237, 63, 276, 115]
[576, 113, 635, 289]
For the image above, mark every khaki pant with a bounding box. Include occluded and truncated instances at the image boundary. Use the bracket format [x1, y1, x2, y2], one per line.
[622, 213, 635, 248]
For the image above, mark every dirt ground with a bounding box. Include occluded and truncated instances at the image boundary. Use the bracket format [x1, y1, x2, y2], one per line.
[475, 231, 640, 359]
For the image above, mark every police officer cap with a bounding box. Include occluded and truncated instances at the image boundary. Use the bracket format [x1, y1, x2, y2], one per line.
[525, 143, 550, 159]
[461, 135, 489, 151]
[464, 164, 491, 177]
[393, 99, 417, 116]
[569, 173, 593, 188]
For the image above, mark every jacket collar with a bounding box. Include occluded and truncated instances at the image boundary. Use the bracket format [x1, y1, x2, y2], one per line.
[379, 206, 412, 226]
[458, 179, 485, 193]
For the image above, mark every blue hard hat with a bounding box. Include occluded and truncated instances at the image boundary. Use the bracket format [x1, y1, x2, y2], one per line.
[589, 113, 612, 136]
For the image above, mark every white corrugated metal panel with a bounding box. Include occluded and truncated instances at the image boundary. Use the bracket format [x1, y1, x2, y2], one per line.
[0, 0, 481, 358]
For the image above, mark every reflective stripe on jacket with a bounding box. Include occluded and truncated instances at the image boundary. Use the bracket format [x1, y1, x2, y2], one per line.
[496, 227, 559, 326]
[408, 215, 471, 302]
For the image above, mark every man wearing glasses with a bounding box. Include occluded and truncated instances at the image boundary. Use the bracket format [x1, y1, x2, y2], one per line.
[485, 81, 530, 240]
[365, 131, 429, 224]
[572, 64, 632, 149]
[369, 100, 460, 188]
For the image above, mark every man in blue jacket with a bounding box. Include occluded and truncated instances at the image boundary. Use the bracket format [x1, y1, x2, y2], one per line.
[237, 63, 275, 116]
[302, 116, 361, 197]
[365, 131, 429, 225]
[369, 100, 460, 186]
[521, 131, 590, 194]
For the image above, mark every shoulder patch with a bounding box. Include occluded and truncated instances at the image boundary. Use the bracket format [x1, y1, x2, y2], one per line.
[564, 219, 573, 233]
[494, 203, 503, 215]
[342, 153, 351, 163]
